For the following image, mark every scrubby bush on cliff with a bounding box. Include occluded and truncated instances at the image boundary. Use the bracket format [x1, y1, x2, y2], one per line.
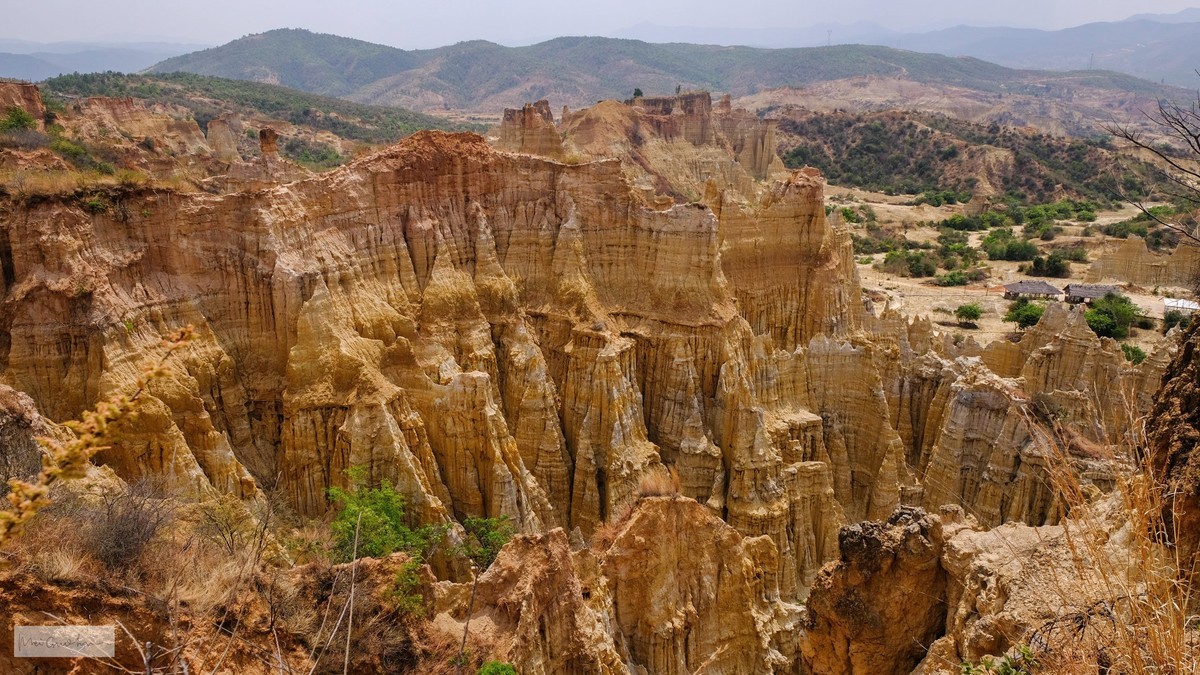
[327, 468, 444, 562]
[1121, 343, 1147, 364]
[636, 465, 680, 497]
[0, 106, 35, 132]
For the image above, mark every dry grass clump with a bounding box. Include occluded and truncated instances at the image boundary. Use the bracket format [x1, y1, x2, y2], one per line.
[636, 464, 680, 498]
[1029, 406, 1200, 674]
[0, 167, 197, 200]
[590, 501, 636, 552]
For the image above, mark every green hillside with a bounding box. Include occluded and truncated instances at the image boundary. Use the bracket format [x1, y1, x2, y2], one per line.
[146, 29, 1182, 112]
[148, 29, 423, 97]
[41, 71, 469, 143]
[776, 108, 1155, 203]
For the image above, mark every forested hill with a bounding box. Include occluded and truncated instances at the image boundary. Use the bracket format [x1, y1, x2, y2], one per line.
[147, 29, 1184, 113]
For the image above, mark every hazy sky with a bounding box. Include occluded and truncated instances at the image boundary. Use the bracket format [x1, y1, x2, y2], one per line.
[5, 0, 1199, 48]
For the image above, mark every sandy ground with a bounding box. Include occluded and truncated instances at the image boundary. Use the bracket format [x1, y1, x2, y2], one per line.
[845, 193, 1179, 354]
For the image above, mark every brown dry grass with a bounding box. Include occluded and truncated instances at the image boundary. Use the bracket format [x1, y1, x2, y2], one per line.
[1030, 399, 1200, 674]
[0, 168, 199, 200]
[636, 464, 680, 498]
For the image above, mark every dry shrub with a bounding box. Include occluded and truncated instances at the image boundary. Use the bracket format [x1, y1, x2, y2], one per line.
[84, 479, 175, 572]
[590, 500, 636, 552]
[1029, 403, 1200, 674]
[7, 491, 97, 584]
[636, 464, 680, 498]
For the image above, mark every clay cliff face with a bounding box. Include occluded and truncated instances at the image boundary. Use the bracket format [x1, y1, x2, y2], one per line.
[0, 129, 861, 544]
[2, 88, 1181, 674]
[552, 92, 787, 203]
[495, 99, 566, 160]
[1145, 321, 1200, 596]
[804, 490, 1186, 675]
[1, 93, 1164, 592]
[434, 496, 800, 675]
[0, 82, 46, 130]
[1086, 235, 1200, 288]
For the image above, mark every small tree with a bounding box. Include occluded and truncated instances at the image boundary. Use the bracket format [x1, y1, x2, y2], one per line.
[632, 88, 644, 98]
[1027, 252, 1071, 278]
[955, 303, 983, 327]
[1085, 292, 1139, 339]
[1121, 343, 1147, 364]
[1004, 298, 1045, 329]
[327, 467, 444, 562]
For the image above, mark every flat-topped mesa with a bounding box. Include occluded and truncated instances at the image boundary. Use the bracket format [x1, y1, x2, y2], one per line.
[495, 99, 565, 159]
[0, 81, 46, 130]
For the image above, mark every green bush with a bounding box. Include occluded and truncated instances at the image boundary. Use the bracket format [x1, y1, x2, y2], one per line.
[935, 271, 969, 286]
[1004, 298, 1045, 329]
[1163, 309, 1191, 333]
[0, 106, 36, 132]
[478, 662, 518, 675]
[281, 136, 344, 170]
[982, 229, 1039, 261]
[457, 515, 516, 570]
[1121, 343, 1147, 365]
[1027, 252, 1071, 278]
[389, 558, 425, 616]
[839, 206, 862, 224]
[955, 303, 982, 326]
[1053, 246, 1088, 262]
[327, 467, 444, 562]
[1085, 293, 1139, 339]
[878, 250, 939, 278]
[960, 644, 1039, 675]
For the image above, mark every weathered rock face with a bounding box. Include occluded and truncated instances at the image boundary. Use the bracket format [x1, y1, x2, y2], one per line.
[436, 497, 800, 674]
[495, 99, 565, 160]
[206, 118, 243, 163]
[560, 92, 787, 203]
[1086, 235, 1200, 289]
[983, 303, 1165, 449]
[0, 81, 46, 130]
[73, 96, 211, 159]
[0, 90, 1180, 671]
[801, 506, 948, 675]
[0, 130, 862, 545]
[438, 528, 626, 673]
[802, 501, 1146, 675]
[0, 385, 50, 490]
[1145, 321, 1200, 596]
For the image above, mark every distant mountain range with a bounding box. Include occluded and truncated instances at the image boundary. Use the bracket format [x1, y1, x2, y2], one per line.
[619, 8, 1200, 87]
[0, 40, 205, 81]
[144, 29, 1185, 118]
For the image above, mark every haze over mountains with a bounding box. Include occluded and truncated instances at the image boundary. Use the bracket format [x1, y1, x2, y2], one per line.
[621, 8, 1200, 86]
[0, 40, 205, 81]
[144, 29, 1184, 117]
